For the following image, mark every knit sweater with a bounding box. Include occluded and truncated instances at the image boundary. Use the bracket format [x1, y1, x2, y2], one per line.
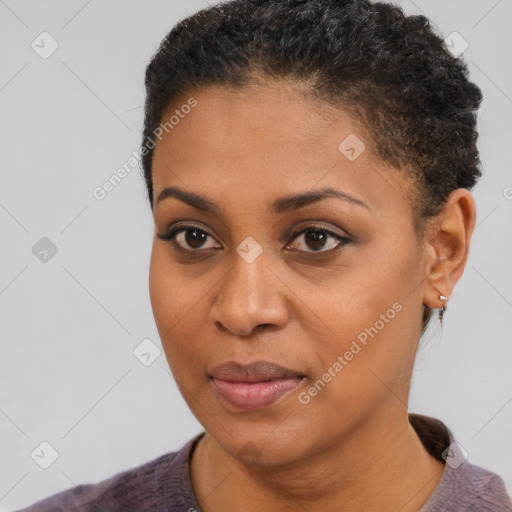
[15, 415, 512, 512]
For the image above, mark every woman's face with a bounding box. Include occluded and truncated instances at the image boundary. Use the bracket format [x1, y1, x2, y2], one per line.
[149, 82, 430, 465]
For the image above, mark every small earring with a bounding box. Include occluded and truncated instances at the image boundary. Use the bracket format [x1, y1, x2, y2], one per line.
[438, 294, 448, 324]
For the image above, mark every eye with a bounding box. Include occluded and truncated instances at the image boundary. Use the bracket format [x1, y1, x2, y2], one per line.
[286, 226, 350, 254]
[157, 224, 351, 255]
[157, 226, 221, 251]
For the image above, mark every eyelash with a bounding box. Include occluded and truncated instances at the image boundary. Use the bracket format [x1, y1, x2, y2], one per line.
[157, 224, 351, 256]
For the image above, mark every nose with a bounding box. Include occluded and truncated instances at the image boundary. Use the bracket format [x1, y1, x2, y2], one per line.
[209, 249, 290, 337]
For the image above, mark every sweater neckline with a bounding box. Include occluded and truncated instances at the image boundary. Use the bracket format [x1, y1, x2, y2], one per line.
[169, 415, 496, 512]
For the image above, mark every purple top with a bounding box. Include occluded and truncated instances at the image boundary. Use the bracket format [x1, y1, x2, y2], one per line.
[15, 415, 512, 512]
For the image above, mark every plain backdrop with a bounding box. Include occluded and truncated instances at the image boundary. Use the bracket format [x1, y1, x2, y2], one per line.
[1, 0, 511, 510]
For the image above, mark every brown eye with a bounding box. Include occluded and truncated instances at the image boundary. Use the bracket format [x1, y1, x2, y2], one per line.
[288, 227, 350, 254]
[157, 226, 221, 251]
[182, 229, 209, 249]
[304, 230, 329, 251]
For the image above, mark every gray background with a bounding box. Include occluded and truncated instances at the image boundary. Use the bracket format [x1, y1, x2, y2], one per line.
[1, 0, 511, 510]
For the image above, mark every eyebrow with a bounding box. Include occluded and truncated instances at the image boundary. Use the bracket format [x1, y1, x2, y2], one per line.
[155, 185, 370, 215]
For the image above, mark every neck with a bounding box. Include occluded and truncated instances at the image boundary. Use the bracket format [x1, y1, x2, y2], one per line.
[190, 407, 445, 512]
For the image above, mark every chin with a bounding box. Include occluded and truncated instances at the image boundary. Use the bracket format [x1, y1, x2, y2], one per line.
[209, 420, 314, 467]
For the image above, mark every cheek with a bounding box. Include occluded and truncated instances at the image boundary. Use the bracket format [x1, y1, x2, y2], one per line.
[149, 245, 202, 326]
[148, 247, 173, 329]
[299, 239, 422, 403]
[296, 297, 415, 439]
[148, 245, 215, 372]
[149, 247, 193, 357]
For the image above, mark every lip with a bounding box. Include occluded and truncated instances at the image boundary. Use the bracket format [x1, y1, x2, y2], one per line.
[209, 360, 305, 410]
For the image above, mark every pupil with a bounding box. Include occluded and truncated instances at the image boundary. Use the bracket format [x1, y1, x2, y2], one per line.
[305, 230, 326, 251]
[186, 229, 207, 249]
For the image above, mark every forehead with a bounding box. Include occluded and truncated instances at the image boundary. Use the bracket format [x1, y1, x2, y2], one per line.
[151, 82, 415, 218]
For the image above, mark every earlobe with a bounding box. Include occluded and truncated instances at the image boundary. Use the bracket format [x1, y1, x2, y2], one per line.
[423, 286, 450, 322]
[422, 189, 476, 313]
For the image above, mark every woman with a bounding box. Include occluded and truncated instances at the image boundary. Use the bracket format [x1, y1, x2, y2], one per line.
[17, 0, 511, 510]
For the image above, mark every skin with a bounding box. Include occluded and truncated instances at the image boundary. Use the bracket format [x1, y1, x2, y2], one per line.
[149, 80, 476, 511]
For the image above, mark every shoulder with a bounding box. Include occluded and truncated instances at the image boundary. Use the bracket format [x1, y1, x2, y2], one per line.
[410, 414, 512, 512]
[14, 434, 204, 512]
[14, 451, 177, 512]
[424, 457, 512, 512]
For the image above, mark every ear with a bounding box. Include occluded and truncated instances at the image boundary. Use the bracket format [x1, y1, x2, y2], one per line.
[422, 188, 477, 310]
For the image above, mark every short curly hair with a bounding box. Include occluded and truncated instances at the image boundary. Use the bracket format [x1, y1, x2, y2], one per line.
[141, 0, 483, 337]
